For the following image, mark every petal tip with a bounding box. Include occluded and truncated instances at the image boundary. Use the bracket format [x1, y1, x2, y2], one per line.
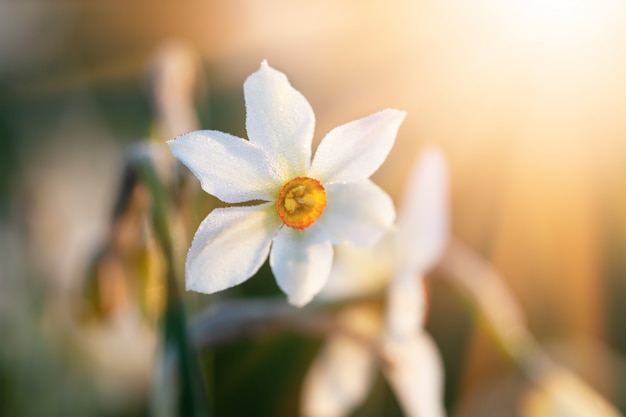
[383, 108, 408, 123]
[166, 135, 185, 153]
[421, 146, 447, 164]
[288, 294, 313, 307]
[185, 276, 206, 294]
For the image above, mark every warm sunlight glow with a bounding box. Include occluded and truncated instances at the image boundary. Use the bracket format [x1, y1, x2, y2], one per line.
[492, 0, 616, 51]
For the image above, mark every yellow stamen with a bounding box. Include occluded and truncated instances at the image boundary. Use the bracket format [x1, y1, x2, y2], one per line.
[277, 177, 327, 229]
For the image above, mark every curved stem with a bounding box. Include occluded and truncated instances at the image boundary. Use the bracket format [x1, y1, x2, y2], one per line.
[190, 298, 391, 368]
[438, 240, 622, 416]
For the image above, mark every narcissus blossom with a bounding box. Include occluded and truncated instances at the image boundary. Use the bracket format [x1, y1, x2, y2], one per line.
[301, 148, 449, 417]
[168, 61, 405, 306]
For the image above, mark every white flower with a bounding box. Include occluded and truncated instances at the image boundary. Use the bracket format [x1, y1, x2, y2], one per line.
[168, 61, 405, 307]
[301, 148, 449, 417]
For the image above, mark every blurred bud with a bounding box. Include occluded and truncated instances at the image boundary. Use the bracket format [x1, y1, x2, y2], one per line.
[150, 39, 203, 139]
[83, 142, 174, 323]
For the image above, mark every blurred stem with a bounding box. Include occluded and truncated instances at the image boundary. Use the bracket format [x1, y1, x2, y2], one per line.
[137, 158, 209, 417]
[190, 298, 391, 368]
[438, 240, 624, 416]
[437, 239, 620, 412]
[436, 240, 536, 366]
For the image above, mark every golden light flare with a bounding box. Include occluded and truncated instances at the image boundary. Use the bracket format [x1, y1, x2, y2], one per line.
[492, 0, 616, 45]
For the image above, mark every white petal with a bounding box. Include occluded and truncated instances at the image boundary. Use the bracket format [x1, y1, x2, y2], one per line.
[186, 203, 282, 294]
[386, 269, 426, 343]
[313, 180, 395, 248]
[168, 130, 282, 203]
[301, 306, 382, 417]
[244, 61, 315, 180]
[397, 147, 449, 271]
[384, 333, 446, 417]
[269, 226, 333, 306]
[309, 109, 406, 183]
[318, 234, 396, 301]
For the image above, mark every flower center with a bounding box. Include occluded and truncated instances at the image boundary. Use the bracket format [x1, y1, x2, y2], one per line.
[276, 177, 327, 230]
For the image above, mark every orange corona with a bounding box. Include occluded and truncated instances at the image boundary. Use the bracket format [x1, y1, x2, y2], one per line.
[276, 177, 327, 229]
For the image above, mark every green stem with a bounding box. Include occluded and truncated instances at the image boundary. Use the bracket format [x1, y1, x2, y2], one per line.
[137, 158, 210, 417]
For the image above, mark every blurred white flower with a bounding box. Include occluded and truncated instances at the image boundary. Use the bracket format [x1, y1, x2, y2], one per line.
[168, 61, 405, 306]
[301, 148, 449, 417]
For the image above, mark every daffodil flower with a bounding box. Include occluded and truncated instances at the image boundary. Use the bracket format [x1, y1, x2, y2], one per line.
[168, 61, 405, 306]
[301, 148, 449, 417]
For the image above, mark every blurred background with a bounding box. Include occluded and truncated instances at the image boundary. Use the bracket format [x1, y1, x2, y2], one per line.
[2, 0, 626, 416]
